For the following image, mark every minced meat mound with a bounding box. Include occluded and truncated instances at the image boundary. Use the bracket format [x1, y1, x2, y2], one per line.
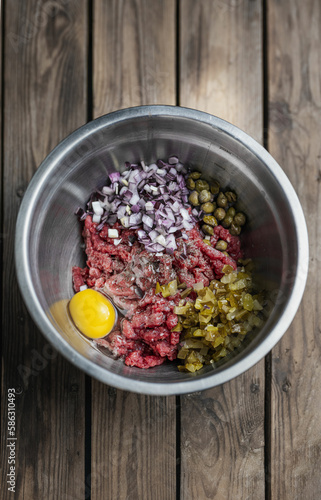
[72, 215, 242, 368]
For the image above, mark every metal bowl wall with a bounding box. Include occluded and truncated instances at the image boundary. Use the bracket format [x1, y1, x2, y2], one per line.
[15, 106, 309, 395]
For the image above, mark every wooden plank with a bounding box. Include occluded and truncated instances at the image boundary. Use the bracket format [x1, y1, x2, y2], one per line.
[179, 1, 265, 498]
[91, 1, 177, 500]
[93, 0, 176, 116]
[1, 1, 87, 499]
[268, 1, 321, 498]
[179, 0, 263, 142]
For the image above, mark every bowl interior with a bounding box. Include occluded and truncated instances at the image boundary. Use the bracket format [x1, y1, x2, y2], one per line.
[17, 108, 305, 392]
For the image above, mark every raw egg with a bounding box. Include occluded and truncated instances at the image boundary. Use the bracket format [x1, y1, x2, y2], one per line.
[69, 289, 117, 339]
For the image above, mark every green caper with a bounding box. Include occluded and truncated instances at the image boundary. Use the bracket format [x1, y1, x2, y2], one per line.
[198, 189, 211, 203]
[201, 202, 215, 213]
[217, 191, 228, 208]
[225, 191, 237, 203]
[215, 240, 228, 251]
[234, 212, 246, 226]
[222, 215, 233, 228]
[230, 223, 241, 235]
[214, 207, 226, 221]
[202, 224, 214, 236]
[195, 179, 210, 192]
[186, 177, 196, 190]
[188, 191, 200, 206]
[210, 180, 220, 195]
[203, 215, 218, 227]
[226, 207, 236, 218]
[189, 171, 202, 180]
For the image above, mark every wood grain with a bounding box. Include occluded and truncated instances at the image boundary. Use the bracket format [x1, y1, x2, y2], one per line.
[180, 0, 263, 142]
[179, 1, 265, 498]
[1, 1, 87, 498]
[91, 1, 177, 499]
[268, 1, 321, 498]
[93, 0, 176, 116]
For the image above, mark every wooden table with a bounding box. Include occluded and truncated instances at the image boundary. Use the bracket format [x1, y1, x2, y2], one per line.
[1, 1, 320, 498]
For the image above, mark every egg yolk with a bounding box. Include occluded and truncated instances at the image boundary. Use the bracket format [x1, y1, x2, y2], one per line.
[69, 289, 116, 339]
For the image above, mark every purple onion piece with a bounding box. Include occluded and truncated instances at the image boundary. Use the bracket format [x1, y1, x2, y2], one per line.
[168, 156, 179, 164]
[142, 214, 154, 228]
[129, 213, 142, 225]
[107, 214, 117, 225]
[81, 157, 198, 254]
[96, 222, 105, 231]
[109, 171, 120, 183]
[102, 185, 114, 195]
[131, 204, 140, 213]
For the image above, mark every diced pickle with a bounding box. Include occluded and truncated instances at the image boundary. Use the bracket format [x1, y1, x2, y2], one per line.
[173, 265, 266, 372]
[221, 272, 237, 284]
[229, 279, 247, 291]
[193, 329, 205, 337]
[172, 323, 183, 332]
[213, 336, 224, 348]
[177, 347, 189, 359]
[185, 362, 203, 373]
[243, 293, 254, 311]
[156, 279, 178, 297]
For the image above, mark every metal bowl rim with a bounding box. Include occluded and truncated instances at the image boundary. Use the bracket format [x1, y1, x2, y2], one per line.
[15, 105, 309, 395]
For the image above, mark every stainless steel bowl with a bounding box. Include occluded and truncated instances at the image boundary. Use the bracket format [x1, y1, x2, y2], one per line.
[15, 105, 309, 395]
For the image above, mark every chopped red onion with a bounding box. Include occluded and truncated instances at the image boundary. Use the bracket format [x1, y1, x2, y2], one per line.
[180, 207, 190, 220]
[129, 192, 140, 205]
[108, 228, 119, 238]
[155, 234, 166, 246]
[92, 214, 101, 223]
[120, 216, 130, 228]
[145, 242, 165, 252]
[109, 172, 120, 183]
[168, 156, 179, 164]
[138, 229, 147, 239]
[92, 201, 104, 216]
[166, 234, 177, 251]
[145, 201, 154, 211]
[102, 186, 114, 195]
[121, 169, 130, 180]
[117, 205, 127, 219]
[148, 229, 158, 241]
[131, 204, 140, 213]
[80, 157, 197, 253]
[129, 213, 142, 225]
[107, 214, 118, 225]
[142, 214, 154, 228]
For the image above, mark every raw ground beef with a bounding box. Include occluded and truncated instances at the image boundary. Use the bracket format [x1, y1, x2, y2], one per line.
[72, 215, 242, 368]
